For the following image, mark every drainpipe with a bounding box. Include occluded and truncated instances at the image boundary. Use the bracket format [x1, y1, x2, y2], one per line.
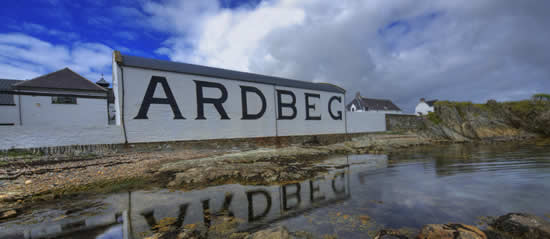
[18, 94, 22, 125]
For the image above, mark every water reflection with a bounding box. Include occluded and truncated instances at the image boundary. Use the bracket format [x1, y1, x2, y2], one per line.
[130, 169, 351, 238]
[0, 156, 355, 239]
[1, 143, 550, 239]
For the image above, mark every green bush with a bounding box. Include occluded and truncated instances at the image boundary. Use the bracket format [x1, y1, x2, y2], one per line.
[532, 93, 550, 102]
[427, 112, 442, 124]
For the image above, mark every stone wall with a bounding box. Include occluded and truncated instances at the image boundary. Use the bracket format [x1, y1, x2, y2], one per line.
[385, 113, 423, 132]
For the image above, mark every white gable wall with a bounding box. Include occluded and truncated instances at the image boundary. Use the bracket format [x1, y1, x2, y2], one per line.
[415, 102, 434, 115]
[19, 95, 108, 127]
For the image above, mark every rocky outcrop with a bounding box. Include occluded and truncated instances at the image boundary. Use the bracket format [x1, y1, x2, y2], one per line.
[489, 213, 550, 239]
[157, 134, 431, 189]
[0, 209, 18, 221]
[417, 224, 487, 239]
[420, 100, 550, 141]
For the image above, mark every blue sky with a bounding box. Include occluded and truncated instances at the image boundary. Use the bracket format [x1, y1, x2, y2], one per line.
[0, 0, 263, 59]
[2, 0, 169, 60]
[1, 0, 548, 111]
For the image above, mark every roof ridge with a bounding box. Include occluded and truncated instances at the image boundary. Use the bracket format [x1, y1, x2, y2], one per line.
[361, 96, 392, 101]
[64, 68, 107, 92]
[14, 68, 107, 92]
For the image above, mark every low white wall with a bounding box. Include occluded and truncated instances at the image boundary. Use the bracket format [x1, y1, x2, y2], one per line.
[346, 111, 387, 133]
[19, 95, 108, 127]
[0, 125, 124, 150]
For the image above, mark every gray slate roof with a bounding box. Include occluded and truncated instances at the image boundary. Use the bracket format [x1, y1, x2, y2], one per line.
[0, 79, 23, 105]
[14, 68, 107, 92]
[347, 97, 401, 111]
[118, 53, 345, 94]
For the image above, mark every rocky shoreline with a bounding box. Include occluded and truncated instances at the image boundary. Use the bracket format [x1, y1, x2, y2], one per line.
[1, 134, 549, 238]
[0, 133, 435, 208]
[1, 132, 546, 209]
[141, 212, 550, 239]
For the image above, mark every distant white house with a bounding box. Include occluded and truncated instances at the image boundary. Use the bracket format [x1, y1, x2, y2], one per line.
[0, 68, 113, 127]
[346, 92, 402, 114]
[415, 98, 438, 116]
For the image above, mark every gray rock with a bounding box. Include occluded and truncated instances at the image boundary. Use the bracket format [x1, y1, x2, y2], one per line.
[490, 213, 550, 239]
[417, 224, 487, 239]
[374, 229, 409, 239]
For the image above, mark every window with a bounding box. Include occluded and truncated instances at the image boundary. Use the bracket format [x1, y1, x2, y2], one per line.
[0, 93, 15, 106]
[52, 96, 77, 104]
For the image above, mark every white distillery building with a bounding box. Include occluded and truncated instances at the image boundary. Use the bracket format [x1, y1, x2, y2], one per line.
[415, 98, 438, 116]
[0, 68, 113, 127]
[346, 92, 402, 114]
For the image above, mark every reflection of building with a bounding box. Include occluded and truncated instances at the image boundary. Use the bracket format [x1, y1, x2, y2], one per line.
[0, 169, 350, 239]
[0, 68, 113, 127]
[129, 169, 350, 238]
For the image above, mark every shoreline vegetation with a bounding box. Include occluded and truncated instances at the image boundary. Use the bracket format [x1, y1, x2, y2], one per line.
[1, 97, 550, 238]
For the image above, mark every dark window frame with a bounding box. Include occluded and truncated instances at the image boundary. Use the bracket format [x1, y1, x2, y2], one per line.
[52, 96, 77, 104]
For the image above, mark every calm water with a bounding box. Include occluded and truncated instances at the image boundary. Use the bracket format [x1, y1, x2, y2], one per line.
[1, 143, 550, 238]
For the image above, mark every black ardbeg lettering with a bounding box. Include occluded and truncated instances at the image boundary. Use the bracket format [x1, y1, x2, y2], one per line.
[134, 76, 184, 120]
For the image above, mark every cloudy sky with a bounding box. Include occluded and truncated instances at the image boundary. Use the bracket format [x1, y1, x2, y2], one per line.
[1, 0, 549, 112]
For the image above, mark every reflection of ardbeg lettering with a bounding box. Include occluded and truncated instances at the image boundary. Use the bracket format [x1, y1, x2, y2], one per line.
[332, 172, 346, 195]
[310, 178, 326, 202]
[282, 183, 302, 211]
[140, 204, 189, 231]
[134, 76, 343, 121]
[246, 190, 272, 222]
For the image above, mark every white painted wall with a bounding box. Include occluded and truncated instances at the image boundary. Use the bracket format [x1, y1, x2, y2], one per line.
[415, 102, 434, 115]
[0, 94, 19, 125]
[0, 125, 124, 150]
[19, 95, 108, 127]
[275, 86, 345, 136]
[119, 66, 346, 143]
[121, 67, 277, 143]
[346, 111, 387, 133]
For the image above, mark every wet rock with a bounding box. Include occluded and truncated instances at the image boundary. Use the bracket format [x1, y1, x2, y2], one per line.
[417, 224, 487, 239]
[25, 180, 32, 185]
[245, 226, 290, 239]
[177, 227, 207, 239]
[374, 229, 409, 239]
[490, 213, 550, 239]
[0, 209, 18, 220]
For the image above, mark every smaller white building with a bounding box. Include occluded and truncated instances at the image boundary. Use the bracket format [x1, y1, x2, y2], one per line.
[346, 92, 402, 114]
[415, 98, 438, 116]
[0, 68, 111, 127]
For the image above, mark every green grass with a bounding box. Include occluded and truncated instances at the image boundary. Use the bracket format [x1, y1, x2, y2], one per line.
[427, 112, 442, 124]
[1, 149, 43, 158]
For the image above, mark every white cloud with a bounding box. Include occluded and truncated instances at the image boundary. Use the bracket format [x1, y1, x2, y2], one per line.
[144, 0, 550, 112]
[17, 22, 80, 41]
[0, 33, 112, 82]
